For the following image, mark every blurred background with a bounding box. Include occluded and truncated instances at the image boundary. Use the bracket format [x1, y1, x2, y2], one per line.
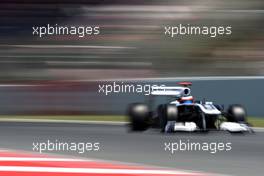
[0, 0, 264, 116]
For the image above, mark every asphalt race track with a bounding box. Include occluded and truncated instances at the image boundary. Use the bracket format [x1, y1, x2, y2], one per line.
[0, 122, 263, 176]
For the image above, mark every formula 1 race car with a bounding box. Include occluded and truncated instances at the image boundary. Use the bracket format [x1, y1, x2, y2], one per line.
[127, 82, 253, 133]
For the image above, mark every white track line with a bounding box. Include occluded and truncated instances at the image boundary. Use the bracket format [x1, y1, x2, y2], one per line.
[0, 166, 205, 175]
[252, 127, 264, 132]
[0, 118, 127, 125]
[0, 157, 87, 162]
[91, 76, 264, 82]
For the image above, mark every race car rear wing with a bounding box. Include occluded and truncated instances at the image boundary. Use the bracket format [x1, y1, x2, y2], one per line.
[151, 86, 190, 97]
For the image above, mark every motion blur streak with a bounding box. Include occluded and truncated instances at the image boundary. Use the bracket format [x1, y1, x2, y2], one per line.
[0, 0, 264, 81]
[0, 45, 134, 49]
[0, 0, 263, 116]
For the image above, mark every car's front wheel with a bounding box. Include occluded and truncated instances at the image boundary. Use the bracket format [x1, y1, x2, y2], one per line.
[158, 104, 178, 132]
[226, 104, 247, 123]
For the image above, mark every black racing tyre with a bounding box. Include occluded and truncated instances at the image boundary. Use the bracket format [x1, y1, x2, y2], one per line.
[128, 103, 150, 131]
[158, 104, 178, 132]
[158, 104, 166, 132]
[200, 111, 207, 131]
[226, 104, 247, 122]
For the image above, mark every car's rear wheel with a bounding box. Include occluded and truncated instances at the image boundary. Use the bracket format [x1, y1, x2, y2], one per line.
[128, 103, 150, 131]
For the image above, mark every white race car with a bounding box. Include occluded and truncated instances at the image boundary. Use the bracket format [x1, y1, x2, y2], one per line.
[128, 82, 253, 133]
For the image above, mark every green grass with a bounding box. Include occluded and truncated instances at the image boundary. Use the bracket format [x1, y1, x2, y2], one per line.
[248, 117, 264, 127]
[0, 115, 263, 127]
